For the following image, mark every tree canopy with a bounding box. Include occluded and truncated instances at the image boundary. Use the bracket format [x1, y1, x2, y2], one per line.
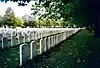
[2, 0, 100, 37]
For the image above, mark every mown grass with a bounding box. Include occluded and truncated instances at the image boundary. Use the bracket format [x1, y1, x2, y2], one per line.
[23, 29, 100, 68]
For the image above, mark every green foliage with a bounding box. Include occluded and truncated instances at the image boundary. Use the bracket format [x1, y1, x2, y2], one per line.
[30, 0, 78, 28]
[3, 7, 16, 27]
[1, 7, 24, 28]
[2, 0, 86, 28]
[72, 0, 88, 27]
[13, 17, 23, 28]
[0, 15, 4, 27]
[22, 15, 36, 27]
[35, 18, 59, 28]
[28, 20, 37, 27]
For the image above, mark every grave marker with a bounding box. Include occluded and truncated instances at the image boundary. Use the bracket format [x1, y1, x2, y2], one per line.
[30, 41, 37, 59]
[44, 38, 47, 52]
[2, 37, 8, 48]
[11, 35, 16, 47]
[18, 33, 22, 44]
[19, 43, 30, 66]
[11, 31, 16, 47]
[40, 38, 44, 54]
[48, 37, 50, 49]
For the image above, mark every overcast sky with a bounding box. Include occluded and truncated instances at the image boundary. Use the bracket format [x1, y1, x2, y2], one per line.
[0, 1, 35, 17]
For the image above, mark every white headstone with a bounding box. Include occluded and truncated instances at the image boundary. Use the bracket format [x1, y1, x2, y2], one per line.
[44, 38, 47, 52]
[23, 33, 28, 42]
[20, 43, 30, 66]
[18, 33, 22, 44]
[30, 32, 33, 41]
[11, 35, 16, 47]
[40, 38, 44, 54]
[54, 35, 56, 45]
[56, 35, 59, 44]
[40, 39, 43, 54]
[51, 36, 54, 47]
[48, 37, 51, 49]
[53, 35, 56, 46]
[30, 41, 37, 59]
[31, 32, 34, 40]
[27, 33, 30, 42]
[11, 31, 16, 47]
[2, 37, 8, 48]
[0, 34, 2, 41]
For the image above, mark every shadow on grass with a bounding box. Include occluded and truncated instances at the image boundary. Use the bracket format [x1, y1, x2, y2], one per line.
[85, 37, 100, 68]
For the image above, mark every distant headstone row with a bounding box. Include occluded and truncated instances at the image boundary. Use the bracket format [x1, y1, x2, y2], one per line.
[0, 28, 81, 66]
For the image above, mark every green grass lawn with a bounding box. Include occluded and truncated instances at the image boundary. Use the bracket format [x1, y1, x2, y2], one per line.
[23, 29, 100, 68]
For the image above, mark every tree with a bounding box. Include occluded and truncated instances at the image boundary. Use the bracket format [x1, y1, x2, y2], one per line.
[2, 0, 100, 37]
[0, 15, 4, 27]
[86, 0, 100, 37]
[13, 17, 23, 28]
[22, 15, 36, 27]
[3, 7, 16, 27]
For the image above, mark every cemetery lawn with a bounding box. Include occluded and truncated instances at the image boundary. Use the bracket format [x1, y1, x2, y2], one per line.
[1, 29, 100, 68]
[24, 29, 100, 68]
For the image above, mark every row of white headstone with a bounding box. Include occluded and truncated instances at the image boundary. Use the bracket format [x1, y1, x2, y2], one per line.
[0, 28, 81, 66]
[18, 28, 81, 66]
[0, 28, 80, 49]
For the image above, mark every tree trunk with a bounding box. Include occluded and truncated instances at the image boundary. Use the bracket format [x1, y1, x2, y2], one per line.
[86, 24, 89, 31]
[94, 15, 100, 37]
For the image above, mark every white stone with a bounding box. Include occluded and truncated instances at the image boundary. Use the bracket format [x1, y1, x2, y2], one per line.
[0, 34, 2, 41]
[56, 35, 59, 44]
[51, 36, 54, 47]
[32, 32, 35, 40]
[11, 36, 16, 47]
[19, 43, 30, 66]
[48, 37, 51, 49]
[18, 33, 23, 44]
[34, 32, 37, 40]
[23, 33, 28, 42]
[40, 38, 44, 54]
[53, 35, 56, 46]
[30, 41, 37, 59]
[27, 33, 30, 42]
[44, 38, 47, 52]
[52, 36, 55, 47]
[2, 37, 8, 48]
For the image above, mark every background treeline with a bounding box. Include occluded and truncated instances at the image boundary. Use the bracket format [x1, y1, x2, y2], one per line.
[0, 0, 82, 28]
